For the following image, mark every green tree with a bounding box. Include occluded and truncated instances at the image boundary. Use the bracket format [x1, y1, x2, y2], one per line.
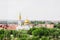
[40, 36, 49, 40]
[54, 22, 60, 28]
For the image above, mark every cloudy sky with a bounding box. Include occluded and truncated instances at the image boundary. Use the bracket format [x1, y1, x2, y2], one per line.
[0, 0, 60, 21]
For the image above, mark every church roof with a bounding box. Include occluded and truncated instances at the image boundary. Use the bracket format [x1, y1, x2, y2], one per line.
[24, 19, 30, 23]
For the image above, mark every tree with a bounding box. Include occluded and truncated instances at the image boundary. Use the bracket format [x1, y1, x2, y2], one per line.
[32, 27, 50, 37]
[40, 36, 49, 40]
[54, 22, 60, 28]
[28, 27, 37, 35]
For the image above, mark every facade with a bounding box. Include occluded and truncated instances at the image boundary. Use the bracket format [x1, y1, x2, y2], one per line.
[16, 19, 32, 30]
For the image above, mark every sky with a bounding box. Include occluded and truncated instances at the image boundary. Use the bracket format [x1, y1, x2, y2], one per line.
[0, 0, 60, 21]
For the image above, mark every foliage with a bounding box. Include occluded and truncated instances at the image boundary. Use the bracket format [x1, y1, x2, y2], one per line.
[31, 21, 45, 25]
[0, 27, 60, 40]
[54, 22, 60, 28]
[40, 36, 49, 40]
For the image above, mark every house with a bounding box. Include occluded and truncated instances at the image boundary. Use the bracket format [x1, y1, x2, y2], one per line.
[36, 24, 54, 28]
[0, 20, 18, 30]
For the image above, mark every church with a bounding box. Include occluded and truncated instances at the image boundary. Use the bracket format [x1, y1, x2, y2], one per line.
[16, 14, 32, 30]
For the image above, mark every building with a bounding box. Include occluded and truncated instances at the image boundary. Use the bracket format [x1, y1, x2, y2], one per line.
[0, 20, 18, 30]
[36, 24, 54, 28]
[16, 14, 32, 30]
[0, 13, 54, 30]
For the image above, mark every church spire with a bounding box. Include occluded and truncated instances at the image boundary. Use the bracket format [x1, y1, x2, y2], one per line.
[19, 13, 21, 20]
[18, 12, 22, 26]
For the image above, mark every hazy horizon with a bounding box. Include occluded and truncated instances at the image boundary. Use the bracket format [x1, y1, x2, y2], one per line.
[0, 0, 60, 21]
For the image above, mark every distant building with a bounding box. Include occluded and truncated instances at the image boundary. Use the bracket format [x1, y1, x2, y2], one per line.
[16, 14, 33, 30]
[0, 13, 54, 30]
[0, 20, 18, 30]
[36, 24, 54, 28]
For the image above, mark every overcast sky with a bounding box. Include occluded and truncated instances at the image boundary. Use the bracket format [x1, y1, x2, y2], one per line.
[0, 0, 60, 21]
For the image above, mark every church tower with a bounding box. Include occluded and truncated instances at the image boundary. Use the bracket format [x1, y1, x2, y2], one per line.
[18, 13, 22, 26]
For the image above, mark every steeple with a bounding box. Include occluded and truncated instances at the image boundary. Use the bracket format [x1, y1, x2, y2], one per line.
[18, 13, 22, 26]
[19, 13, 21, 20]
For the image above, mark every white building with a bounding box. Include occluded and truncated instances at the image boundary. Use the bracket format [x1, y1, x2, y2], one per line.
[16, 14, 32, 30]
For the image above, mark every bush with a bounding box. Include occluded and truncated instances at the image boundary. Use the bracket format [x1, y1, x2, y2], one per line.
[27, 36, 39, 40]
[28, 27, 37, 35]
[0, 27, 60, 40]
[40, 36, 49, 40]
[32, 27, 50, 37]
